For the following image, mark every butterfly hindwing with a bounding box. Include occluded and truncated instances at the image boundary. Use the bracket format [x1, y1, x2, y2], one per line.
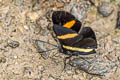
[61, 28, 97, 55]
[80, 27, 97, 41]
[77, 27, 97, 48]
[52, 11, 82, 32]
[53, 24, 96, 55]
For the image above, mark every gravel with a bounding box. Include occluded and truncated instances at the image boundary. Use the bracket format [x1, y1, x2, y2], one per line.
[0, 0, 120, 80]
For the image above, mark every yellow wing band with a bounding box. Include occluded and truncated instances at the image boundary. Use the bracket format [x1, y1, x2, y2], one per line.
[63, 20, 75, 28]
[63, 45, 93, 52]
[57, 33, 78, 39]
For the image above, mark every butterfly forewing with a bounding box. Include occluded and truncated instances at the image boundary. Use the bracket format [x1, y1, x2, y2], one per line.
[53, 24, 83, 46]
[52, 11, 82, 32]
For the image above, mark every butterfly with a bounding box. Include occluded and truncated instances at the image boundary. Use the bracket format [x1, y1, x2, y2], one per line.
[52, 11, 97, 56]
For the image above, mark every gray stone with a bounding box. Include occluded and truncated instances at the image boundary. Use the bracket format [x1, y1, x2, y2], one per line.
[71, 5, 88, 21]
[34, 40, 50, 59]
[98, 2, 114, 17]
[70, 57, 118, 76]
[8, 41, 19, 48]
[0, 57, 6, 63]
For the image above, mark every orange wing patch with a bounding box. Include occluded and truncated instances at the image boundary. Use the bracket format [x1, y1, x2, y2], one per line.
[63, 20, 75, 28]
[57, 33, 78, 39]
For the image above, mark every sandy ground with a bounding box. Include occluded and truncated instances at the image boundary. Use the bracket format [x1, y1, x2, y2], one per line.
[0, 0, 120, 80]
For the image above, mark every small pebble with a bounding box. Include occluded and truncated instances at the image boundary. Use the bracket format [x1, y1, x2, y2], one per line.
[0, 57, 6, 63]
[71, 6, 87, 21]
[118, 57, 120, 62]
[62, 0, 70, 3]
[27, 11, 39, 22]
[24, 25, 29, 30]
[8, 41, 19, 48]
[0, 0, 2, 2]
[89, 0, 99, 6]
[56, 2, 64, 8]
[73, 75, 78, 79]
[34, 40, 50, 59]
[105, 54, 115, 61]
[87, 12, 97, 23]
[18, 25, 24, 34]
[66, 70, 72, 74]
[35, 40, 46, 53]
[98, 2, 113, 17]
[14, 56, 18, 59]
[15, 62, 18, 65]
[48, 77, 55, 80]
[52, 7, 57, 11]
[23, 67, 33, 76]
[104, 36, 113, 52]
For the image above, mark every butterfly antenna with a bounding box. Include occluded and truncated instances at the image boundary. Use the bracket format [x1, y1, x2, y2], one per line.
[38, 47, 58, 53]
[35, 40, 59, 53]
[36, 40, 58, 47]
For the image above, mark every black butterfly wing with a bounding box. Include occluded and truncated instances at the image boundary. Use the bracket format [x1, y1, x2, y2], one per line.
[52, 11, 97, 55]
[77, 27, 97, 48]
[53, 24, 96, 55]
[53, 24, 83, 46]
[72, 38, 97, 49]
[80, 27, 96, 40]
[52, 11, 82, 32]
